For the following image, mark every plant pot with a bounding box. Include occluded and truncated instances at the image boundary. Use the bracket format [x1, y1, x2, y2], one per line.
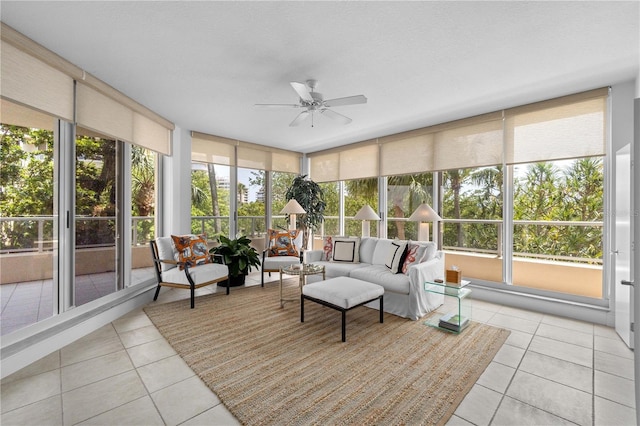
[218, 274, 246, 287]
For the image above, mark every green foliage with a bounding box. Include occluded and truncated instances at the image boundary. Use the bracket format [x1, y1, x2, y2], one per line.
[285, 175, 326, 247]
[209, 235, 261, 277]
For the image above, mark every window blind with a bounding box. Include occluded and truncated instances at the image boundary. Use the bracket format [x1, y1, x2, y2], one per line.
[505, 88, 608, 165]
[191, 132, 302, 173]
[309, 140, 379, 182]
[2, 23, 174, 156]
[380, 130, 435, 176]
[433, 116, 503, 170]
[191, 132, 236, 166]
[0, 40, 74, 122]
[0, 99, 57, 131]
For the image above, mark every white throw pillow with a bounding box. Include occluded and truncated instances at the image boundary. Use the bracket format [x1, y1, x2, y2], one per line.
[385, 240, 407, 273]
[331, 237, 360, 263]
[401, 241, 429, 274]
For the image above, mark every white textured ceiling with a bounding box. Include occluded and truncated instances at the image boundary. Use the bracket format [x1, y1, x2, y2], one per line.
[1, 1, 638, 153]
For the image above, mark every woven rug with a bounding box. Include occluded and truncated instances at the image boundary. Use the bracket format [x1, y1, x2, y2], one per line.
[144, 280, 510, 426]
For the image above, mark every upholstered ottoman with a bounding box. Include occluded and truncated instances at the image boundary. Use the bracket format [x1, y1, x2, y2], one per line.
[301, 277, 384, 342]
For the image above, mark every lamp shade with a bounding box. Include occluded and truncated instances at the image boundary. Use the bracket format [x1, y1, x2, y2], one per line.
[408, 203, 441, 222]
[354, 205, 381, 221]
[280, 199, 306, 214]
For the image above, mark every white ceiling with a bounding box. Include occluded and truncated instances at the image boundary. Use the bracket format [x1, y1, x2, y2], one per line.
[2, 1, 638, 153]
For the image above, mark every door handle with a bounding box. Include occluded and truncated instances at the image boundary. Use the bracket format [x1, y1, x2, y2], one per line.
[621, 280, 635, 287]
[612, 250, 619, 254]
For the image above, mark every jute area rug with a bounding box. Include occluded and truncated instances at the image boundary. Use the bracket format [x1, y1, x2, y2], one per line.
[144, 279, 510, 426]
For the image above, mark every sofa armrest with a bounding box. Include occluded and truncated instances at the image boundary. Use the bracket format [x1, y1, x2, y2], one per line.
[408, 251, 445, 287]
[304, 249, 323, 263]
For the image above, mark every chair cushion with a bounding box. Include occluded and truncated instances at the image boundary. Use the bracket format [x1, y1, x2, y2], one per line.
[262, 255, 300, 271]
[162, 262, 228, 286]
[155, 236, 177, 272]
[171, 234, 211, 270]
[266, 229, 300, 257]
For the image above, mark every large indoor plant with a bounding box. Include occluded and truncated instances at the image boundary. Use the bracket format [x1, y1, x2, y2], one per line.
[285, 175, 326, 249]
[210, 235, 261, 287]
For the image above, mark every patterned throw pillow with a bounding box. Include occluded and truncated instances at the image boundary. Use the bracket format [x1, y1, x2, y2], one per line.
[267, 229, 300, 257]
[385, 240, 407, 273]
[401, 242, 428, 275]
[171, 234, 211, 270]
[322, 236, 333, 261]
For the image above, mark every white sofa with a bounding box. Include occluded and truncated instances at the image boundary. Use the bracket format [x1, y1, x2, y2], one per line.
[304, 237, 445, 320]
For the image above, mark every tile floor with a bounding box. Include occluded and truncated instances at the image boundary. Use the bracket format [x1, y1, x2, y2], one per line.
[1, 267, 156, 336]
[1, 272, 636, 425]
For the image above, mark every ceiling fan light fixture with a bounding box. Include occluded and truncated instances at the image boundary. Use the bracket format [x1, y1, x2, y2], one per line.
[256, 79, 366, 127]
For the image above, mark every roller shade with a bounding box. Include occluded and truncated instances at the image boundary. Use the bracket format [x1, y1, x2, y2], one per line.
[77, 83, 171, 155]
[191, 132, 236, 166]
[309, 151, 340, 182]
[433, 116, 503, 170]
[191, 132, 301, 173]
[309, 140, 379, 182]
[0, 99, 57, 131]
[2, 23, 174, 156]
[505, 88, 608, 165]
[380, 130, 435, 176]
[0, 40, 74, 121]
[76, 83, 133, 142]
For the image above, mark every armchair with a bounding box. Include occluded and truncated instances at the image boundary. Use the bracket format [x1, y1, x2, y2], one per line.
[150, 236, 229, 308]
[261, 229, 303, 286]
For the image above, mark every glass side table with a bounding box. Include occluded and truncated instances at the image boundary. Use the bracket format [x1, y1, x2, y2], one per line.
[423, 280, 472, 333]
[279, 264, 325, 308]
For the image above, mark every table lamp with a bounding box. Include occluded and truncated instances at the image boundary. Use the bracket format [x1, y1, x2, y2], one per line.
[280, 199, 306, 230]
[354, 205, 381, 237]
[408, 203, 441, 242]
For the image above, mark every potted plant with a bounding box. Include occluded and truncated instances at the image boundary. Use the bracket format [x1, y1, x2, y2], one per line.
[210, 235, 261, 287]
[285, 175, 326, 249]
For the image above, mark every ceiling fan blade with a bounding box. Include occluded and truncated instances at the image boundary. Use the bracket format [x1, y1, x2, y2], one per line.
[323, 95, 367, 107]
[320, 108, 352, 125]
[290, 82, 314, 103]
[254, 103, 300, 109]
[289, 110, 310, 127]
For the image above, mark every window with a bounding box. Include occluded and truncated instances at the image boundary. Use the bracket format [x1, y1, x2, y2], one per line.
[0, 111, 56, 335]
[271, 171, 297, 230]
[191, 163, 231, 238]
[387, 173, 433, 240]
[512, 158, 603, 297]
[345, 178, 378, 237]
[237, 168, 265, 237]
[441, 166, 503, 282]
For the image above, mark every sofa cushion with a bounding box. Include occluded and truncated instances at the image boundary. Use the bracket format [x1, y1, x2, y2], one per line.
[349, 265, 411, 295]
[385, 240, 407, 273]
[266, 229, 300, 257]
[358, 237, 377, 264]
[332, 237, 360, 263]
[171, 234, 211, 270]
[322, 236, 333, 261]
[311, 260, 368, 279]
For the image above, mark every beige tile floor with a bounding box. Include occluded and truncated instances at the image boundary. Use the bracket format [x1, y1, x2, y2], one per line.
[1, 271, 636, 425]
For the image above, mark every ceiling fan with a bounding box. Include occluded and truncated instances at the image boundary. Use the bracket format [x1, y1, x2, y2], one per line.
[255, 80, 367, 127]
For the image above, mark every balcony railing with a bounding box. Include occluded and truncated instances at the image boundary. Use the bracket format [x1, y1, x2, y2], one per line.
[0, 216, 156, 254]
